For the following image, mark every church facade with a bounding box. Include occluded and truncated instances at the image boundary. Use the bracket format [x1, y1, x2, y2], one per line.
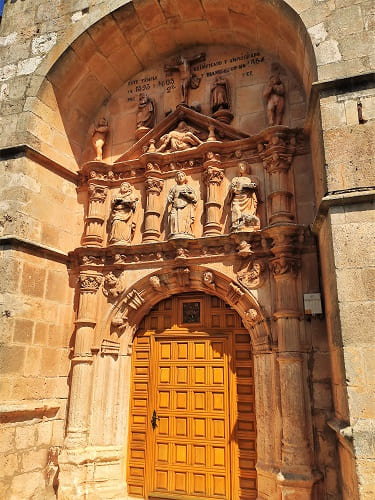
[0, 1, 374, 499]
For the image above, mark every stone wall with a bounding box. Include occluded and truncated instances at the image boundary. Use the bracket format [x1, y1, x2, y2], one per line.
[0, 0, 374, 499]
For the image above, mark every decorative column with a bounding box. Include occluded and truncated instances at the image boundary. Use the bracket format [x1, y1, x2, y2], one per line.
[143, 176, 164, 242]
[82, 183, 108, 246]
[269, 250, 316, 497]
[258, 132, 296, 225]
[65, 271, 102, 447]
[203, 152, 224, 236]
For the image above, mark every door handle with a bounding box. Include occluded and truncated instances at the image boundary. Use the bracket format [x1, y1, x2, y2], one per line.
[151, 410, 160, 429]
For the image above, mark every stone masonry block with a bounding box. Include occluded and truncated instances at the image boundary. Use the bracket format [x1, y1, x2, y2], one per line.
[0, 345, 26, 375]
[0, 427, 15, 454]
[21, 262, 46, 298]
[0, 453, 18, 479]
[13, 318, 34, 343]
[15, 425, 36, 451]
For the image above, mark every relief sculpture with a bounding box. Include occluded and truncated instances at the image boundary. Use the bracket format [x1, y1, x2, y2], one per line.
[230, 163, 260, 231]
[156, 121, 202, 153]
[108, 182, 138, 245]
[167, 171, 197, 239]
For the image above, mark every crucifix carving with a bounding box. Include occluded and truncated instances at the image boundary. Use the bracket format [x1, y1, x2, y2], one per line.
[164, 53, 206, 105]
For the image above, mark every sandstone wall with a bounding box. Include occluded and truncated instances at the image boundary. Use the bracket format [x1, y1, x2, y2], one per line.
[0, 0, 374, 499]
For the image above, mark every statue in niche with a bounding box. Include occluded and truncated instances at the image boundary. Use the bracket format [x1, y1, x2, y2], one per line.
[156, 121, 202, 153]
[108, 182, 138, 245]
[210, 76, 233, 124]
[263, 72, 285, 126]
[167, 171, 197, 239]
[92, 118, 109, 161]
[229, 163, 260, 231]
[164, 53, 205, 105]
[136, 93, 155, 139]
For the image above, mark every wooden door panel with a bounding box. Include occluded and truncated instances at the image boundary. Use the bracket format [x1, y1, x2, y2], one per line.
[127, 294, 257, 499]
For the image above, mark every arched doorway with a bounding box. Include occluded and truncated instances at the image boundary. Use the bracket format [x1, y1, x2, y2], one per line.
[127, 292, 257, 499]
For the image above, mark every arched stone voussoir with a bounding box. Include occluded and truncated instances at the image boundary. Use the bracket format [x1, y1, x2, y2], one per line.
[100, 264, 271, 352]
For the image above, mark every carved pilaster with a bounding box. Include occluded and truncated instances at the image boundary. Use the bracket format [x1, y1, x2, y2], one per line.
[258, 131, 296, 224]
[143, 176, 164, 242]
[82, 183, 108, 247]
[203, 153, 224, 236]
[65, 272, 102, 448]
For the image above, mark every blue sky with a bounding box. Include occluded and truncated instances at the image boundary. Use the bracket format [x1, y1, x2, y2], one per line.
[0, 0, 4, 16]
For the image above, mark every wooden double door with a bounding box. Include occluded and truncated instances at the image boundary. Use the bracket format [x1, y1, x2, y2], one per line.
[127, 294, 257, 499]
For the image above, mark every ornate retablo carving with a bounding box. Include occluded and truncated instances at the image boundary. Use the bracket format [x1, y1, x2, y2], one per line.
[226, 282, 244, 303]
[156, 122, 203, 153]
[108, 182, 138, 245]
[164, 53, 205, 105]
[92, 118, 109, 161]
[230, 163, 260, 231]
[167, 171, 197, 239]
[264, 72, 285, 126]
[203, 165, 224, 185]
[145, 177, 164, 194]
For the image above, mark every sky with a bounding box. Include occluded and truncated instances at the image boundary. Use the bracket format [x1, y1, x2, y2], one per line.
[0, 0, 4, 17]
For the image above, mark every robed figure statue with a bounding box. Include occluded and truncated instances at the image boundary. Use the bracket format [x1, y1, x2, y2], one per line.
[108, 182, 138, 245]
[167, 171, 197, 239]
[230, 163, 260, 231]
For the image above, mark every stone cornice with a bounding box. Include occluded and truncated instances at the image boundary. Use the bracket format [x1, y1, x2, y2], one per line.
[0, 144, 79, 184]
[0, 400, 60, 423]
[311, 188, 375, 234]
[0, 236, 70, 264]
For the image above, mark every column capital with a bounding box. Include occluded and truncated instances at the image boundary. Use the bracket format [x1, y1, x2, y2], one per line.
[269, 255, 300, 278]
[79, 272, 103, 293]
[145, 176, 164, 194]
[88, 183, 108, 202]
[203, 165, 224, 186]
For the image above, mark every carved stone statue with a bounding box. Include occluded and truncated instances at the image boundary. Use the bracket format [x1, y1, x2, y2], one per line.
[164, 53, 205, 105]
[108, 182, 138, 245]
[167, 171, 197, 239]
[229, 163, 260, 231]
[136, 93, 155, 139]
[211, 76, 230, 113]
[156, 121, 202, 153]
[92, 118, 109, 161]
[263, 73, 285, 126]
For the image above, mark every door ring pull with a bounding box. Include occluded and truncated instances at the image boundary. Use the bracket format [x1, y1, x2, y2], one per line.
[151, 410, 160, 429]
